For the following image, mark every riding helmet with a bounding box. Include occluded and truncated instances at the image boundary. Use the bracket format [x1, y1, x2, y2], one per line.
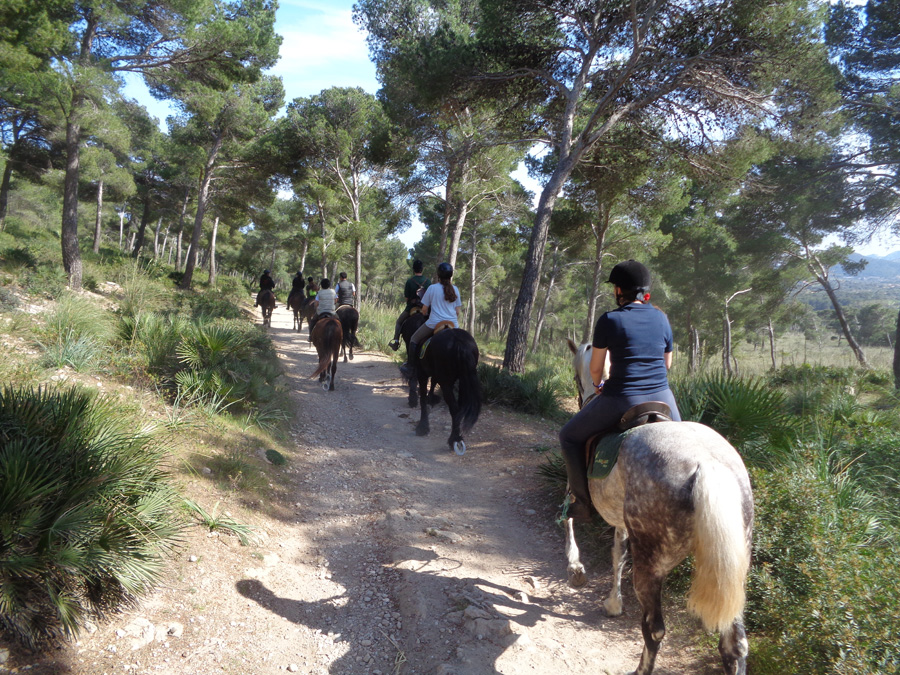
[263, 269, 270, 275]
[607, 260, 651, 290]
[437, 262, 453, 279]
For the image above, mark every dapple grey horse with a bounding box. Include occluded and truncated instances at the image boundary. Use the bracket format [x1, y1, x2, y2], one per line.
[566, 340, 754, 675]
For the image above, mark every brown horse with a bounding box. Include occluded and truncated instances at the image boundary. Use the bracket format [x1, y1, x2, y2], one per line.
[288, 295, 316, 332]
[258, 289, 276, 327]
[310, 317, 342, 391]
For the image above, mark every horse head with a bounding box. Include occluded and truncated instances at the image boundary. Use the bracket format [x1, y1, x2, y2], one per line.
[567, 338, 612, 409]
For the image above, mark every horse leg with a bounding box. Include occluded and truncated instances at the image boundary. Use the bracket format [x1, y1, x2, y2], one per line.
[415, 373, 430, 436]
[603, 526, 629, 616]
[329, 351, 338, 391]
[718, 621, 749, 675]
[564, 517, 587, 588]
[408, 375, 418, 408]
[631, 552, 668, 675]
[441, 380, 462, 451]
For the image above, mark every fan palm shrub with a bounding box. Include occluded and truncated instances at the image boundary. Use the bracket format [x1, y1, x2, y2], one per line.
[37, 294, 114, 372]
[0, 386, 182, 647]
[671, 372, 795, 466]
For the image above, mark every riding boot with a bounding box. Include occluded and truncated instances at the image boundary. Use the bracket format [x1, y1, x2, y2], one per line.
[562, 443, 594, 523]
[400, 341, 418, 379]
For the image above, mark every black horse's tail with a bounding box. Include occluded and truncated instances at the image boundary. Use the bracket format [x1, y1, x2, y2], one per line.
[455, 332, 481, 432]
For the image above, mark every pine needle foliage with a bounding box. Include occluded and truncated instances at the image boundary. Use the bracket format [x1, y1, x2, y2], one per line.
[0, 386, 183, 648]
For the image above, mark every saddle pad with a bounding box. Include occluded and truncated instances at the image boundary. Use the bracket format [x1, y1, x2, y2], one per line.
[587, 427, 638, 480]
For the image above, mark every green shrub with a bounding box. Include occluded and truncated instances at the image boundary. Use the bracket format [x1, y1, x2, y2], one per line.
[671, 372, 795, 466]
[118, 311, 189, 376]
[37, 294, 114, 372]
[0, 386, 183, 647]
[0, 247, 38, 270]
[478, 363, 565, 419]
[748, 460, 900, 675]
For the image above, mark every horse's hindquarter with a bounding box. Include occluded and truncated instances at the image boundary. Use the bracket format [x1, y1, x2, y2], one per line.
[616, 422, 753, 552]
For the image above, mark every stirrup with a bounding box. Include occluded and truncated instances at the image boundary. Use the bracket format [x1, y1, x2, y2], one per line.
[388, 339, 400, 351]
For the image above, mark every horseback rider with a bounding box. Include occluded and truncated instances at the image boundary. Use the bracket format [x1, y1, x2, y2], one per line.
[255, 269, 276, 308]
[308, 277, 336, 335]
[388, 259, 431, 351]
[305, 276, 319, 301]
[400, 262, 461, 381]
[559, 260, 682, 523]
[287, 271, 305, 307]
[336, 272, 356, 308]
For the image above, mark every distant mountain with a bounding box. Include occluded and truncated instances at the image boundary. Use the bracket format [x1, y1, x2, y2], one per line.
[833, 253, 900, 280]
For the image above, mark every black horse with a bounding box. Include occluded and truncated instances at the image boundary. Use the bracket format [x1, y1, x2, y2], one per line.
[399, 310, 434, 407]
[310, 317, 342, 391]
[409, 327, 481, 455]
[335, 306, 361, 362]
[258, 289, 276, 327]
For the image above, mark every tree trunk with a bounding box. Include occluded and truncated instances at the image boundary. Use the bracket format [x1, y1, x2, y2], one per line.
[175, 187, 190, 272]
[355, 238, 362, 303]
[118, 210, 126, 249]
[131, 197, 151, 258]
[161, 227, 170, 260]
[893, 309, 900, 389]
[180, 132, 223, 289]
[723, 289, 751, 375]
[448, 165, 470, 269]
[810, 257, 869, 368]
[208, 216, 219, 286]
[61, 17, 97, 289]
[503, 151, 580, 372]
[0, 160, 12, 232]
[584, 206, 610, 343]
[531, 242, 561, 352]
[438, 157, 457, 261]
[467, 227, 477, 333]
[92, 180, 104, 253]
[299, 238, 308, 277]
[689, 324, 700, 373]
[153, 217, 163, 258]
[62, 114, 84, 289]
[768, 318, 777, 371]
[317, 198, 328, 278]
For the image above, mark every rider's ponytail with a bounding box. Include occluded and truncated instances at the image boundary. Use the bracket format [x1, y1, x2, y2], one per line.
[441, 278, 457, 303]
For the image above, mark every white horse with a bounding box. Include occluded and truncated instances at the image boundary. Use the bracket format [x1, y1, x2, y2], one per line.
[565, 340, 754, 675]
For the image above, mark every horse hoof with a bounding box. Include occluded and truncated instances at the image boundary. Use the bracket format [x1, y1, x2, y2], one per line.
[452, 441, 466, 456]
[415, 425, 429, 437]
[322, 377, 331, 391]
[349, 354, 354, 361]
[603, 596, 623, 617]
[567, 564, 587, 588]
[408, 398, 417, 408]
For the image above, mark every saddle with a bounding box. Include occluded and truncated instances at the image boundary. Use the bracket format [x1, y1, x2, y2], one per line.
[418, 322, 456, 359]
[584, 401, 673, 480]
[336, 304, 354, 312]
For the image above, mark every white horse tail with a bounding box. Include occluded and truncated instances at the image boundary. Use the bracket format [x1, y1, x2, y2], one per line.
[687, 462, 751, 632]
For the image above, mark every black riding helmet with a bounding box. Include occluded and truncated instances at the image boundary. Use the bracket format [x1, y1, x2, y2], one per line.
[607, 260, 651, 291]
[437, 262, 453, 280]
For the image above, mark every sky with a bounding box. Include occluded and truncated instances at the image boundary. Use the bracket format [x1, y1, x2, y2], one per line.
[123, 0, 898, 257]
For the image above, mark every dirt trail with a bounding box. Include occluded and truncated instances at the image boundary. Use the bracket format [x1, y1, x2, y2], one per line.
[10, 306, 715, 675]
